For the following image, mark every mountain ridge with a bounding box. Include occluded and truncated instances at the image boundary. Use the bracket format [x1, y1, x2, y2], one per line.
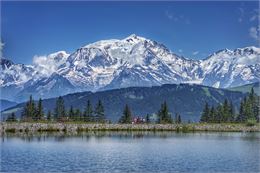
[1, 34, 259, 102]
[1, 83, 246, 122]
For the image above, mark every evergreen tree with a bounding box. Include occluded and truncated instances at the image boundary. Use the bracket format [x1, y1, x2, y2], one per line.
[54, 96, 66, 120]
[237, 99, 246, 122]
[84, 100, 93, 122]
[235, 88, 259, 123]
[95, 100, 105, 123]
[228, 101, 235, 122]
[47, 110, 52, 121]
[222, 99, 230, 122]
[244, 97, 254, 120]
[145, 114, 150, 123]
[249, 88, 259, 122]
[75, 109, 82, 121]
[208, 106, 215, 123]
[157, 101, 172, 123]
[22, 95, 36, 121]
[68, 106, 75, 120]
[215, 105, 223, 123]
[255, 96, 260, 122]
[177, 114, 182, 124]
[119, 104, 132, 123]
[200, 102, 210, 122]
[36, 98, 44, 121]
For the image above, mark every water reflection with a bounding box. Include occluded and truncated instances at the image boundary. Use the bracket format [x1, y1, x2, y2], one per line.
[1, 131, 260, 173]
[2, 131, 260, 143]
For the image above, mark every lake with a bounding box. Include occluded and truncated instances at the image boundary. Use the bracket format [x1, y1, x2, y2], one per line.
[1, 132, 260, 173]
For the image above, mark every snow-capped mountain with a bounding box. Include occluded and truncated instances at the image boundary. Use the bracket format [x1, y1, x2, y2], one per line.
[201, 47, 260, 88]
[1, 34, 259, 102]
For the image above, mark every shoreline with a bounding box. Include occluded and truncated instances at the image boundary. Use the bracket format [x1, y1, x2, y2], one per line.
[1, 122, 260, 135]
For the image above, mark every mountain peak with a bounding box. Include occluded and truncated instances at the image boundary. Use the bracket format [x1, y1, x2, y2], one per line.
[0, 58, 14, 68]
[234, 46, 260, 54]
[124, 34, 146, 42]
[48, 51, 70, 59]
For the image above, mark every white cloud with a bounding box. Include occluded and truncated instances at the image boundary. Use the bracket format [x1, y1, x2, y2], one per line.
[237, 7, 245, 23]
[250, 9, 260, 22]
[33, 55, 57, 76]
[192, 51, 199, 55]
[33, 54, 67, 77]
[249, 26, 260, 42]
[165, 10, 173, 20]
[33, 51, 69, 77]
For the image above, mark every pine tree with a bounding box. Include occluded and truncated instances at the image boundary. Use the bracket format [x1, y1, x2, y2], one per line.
[84, 100, 93, 122]
[54, 96, 66, 120]
[215, 105, 223, 123]
[68, 106, 75, 120]
[228, 101, 235, 122]
[208, 106, 215, 123]
[222, 99, 230, 122]
[36, 98, 44, 121]
[174, 113, 178, 124]
[249, 88, 259, 122]
[47, 110, 52, 121]
[177, 114, 182, 124]
[22, 95, 36, 121]
[95, 100, 105, 123]
[200, 102, 210, 122]
[158, 101, 172, 123]
[255, 96, 260, 122]
[145, 114, 150, 123]
[119, 104, 132, 123]
[75, 109, 82, 121]
[237, 99, 246, 122]
[244, 97, 254, 120]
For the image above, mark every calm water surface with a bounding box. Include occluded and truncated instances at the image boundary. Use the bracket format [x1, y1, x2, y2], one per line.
[1, 132, 260, 173]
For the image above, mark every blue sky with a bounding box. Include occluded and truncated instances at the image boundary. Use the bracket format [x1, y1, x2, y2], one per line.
[1, 1, 259, 64]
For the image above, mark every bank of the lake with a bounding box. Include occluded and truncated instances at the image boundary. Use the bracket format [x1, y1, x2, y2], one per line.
[1, 122, 260, 134]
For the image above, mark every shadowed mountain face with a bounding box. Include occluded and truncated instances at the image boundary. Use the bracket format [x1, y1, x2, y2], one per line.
[2, 83, 246, 122]
[228, 82, 260, 96]
[0, 99, 17, 111]
[1, 35, 259, 102]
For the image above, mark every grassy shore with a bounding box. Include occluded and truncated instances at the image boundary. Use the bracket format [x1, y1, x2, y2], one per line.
[1, 122, 260, 134]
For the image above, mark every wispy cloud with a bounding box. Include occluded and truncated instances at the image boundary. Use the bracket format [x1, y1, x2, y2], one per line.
[237, 7, 245, 23]
[250, 9, 260, 22]
[165, 10, 190, 24]
[249, 26, 260, 42]
[248, 9, 260, 42]
[178, 49, 183, 53]
[192, 51, 199, 55]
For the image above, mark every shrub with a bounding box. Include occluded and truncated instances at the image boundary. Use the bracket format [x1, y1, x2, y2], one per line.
[246, 118, 257, 127]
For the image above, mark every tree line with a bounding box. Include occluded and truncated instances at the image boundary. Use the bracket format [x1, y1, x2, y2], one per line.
[119, 101, 182, 124]
[200, 88, 259, 123]
[6, 88, 258, 124]
[11, 96, 106, 123]
[7, 96, 181, 124]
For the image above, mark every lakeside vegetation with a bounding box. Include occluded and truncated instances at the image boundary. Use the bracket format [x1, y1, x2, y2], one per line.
[1, 123, 260, 134]
[200, 88, 259, 125]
